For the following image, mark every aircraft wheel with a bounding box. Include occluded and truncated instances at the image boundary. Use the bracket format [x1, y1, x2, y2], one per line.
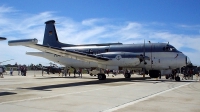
[90, 73, 93, 76]
[175, 76, 180, 81]
[98, 73, 106, 80]
[165, 75, 169, 79]
[124, 73, 131, 78]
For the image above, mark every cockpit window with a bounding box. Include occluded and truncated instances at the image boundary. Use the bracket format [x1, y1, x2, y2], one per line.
[163, 46, 176, 52]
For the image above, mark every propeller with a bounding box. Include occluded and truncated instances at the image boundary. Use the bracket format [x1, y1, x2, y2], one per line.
[143, 40, 147, 75]
[143, 40, 147, 65]
[138, 40, 148, 64]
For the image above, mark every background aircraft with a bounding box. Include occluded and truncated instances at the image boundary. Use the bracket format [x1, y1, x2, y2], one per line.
[42, 63, 63, 74]
[8, 20, 191, 81]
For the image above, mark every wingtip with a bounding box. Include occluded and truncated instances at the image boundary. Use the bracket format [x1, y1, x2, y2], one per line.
[0, 37, 6, 40]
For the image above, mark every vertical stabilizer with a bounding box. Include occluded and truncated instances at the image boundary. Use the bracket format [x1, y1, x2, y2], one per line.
[43, 20, 73, 48]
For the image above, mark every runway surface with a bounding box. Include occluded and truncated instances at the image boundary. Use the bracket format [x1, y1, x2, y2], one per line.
[0, 71, 199, 112]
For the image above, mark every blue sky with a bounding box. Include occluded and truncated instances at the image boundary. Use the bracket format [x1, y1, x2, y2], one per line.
[0, 0, 200, 66]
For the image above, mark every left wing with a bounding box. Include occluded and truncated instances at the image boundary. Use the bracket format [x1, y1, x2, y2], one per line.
[8, 39, 110, 62]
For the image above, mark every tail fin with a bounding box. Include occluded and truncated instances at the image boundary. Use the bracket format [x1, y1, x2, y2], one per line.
[43, 20, 73, 48]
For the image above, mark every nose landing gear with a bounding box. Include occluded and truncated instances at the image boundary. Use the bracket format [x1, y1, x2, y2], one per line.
[175, 76, 180, 81]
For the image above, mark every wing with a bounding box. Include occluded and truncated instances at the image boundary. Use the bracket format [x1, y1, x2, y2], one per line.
[8, 39, 110, 62]
[8, 39, 149, 66]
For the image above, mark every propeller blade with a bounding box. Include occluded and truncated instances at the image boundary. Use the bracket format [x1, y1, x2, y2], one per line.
[143, 40, 147, 65]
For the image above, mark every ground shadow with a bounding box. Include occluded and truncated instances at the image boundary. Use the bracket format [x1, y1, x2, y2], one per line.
[0, 92, 17, 96]
[21, 77, 151, 91]
[21, 76, 195, 91]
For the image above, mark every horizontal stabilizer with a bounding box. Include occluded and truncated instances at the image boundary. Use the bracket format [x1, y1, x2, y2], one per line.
[8, 38, 38, 46]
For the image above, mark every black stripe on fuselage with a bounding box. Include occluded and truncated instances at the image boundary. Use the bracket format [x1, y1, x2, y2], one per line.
[63, 43, 181, 54]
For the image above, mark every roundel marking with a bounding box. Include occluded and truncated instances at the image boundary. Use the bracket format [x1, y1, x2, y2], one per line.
[116, 55, 122, 60]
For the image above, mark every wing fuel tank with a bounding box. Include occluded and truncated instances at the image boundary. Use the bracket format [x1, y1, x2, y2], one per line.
[8, 38, 38, 46]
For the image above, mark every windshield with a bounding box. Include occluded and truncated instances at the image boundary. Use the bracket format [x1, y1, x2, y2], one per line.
[163, 45, 178, 52]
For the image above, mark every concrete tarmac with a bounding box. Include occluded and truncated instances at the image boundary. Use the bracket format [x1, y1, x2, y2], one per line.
[0, 71, 199, 112]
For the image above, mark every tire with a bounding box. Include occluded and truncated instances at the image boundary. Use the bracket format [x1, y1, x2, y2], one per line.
[175, 76, 180, 81]
[166, 75, 169, 79]
[149, 70, 160, 78]
[124, 73, 131, 78]
[98, 73, 106, 80]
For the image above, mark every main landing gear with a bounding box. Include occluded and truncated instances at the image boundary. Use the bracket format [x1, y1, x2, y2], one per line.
[175, 76, 180, 81]
[165, 74, 180, 81]
[124, 73, 131, 78]
[97, 73, 106, 80]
